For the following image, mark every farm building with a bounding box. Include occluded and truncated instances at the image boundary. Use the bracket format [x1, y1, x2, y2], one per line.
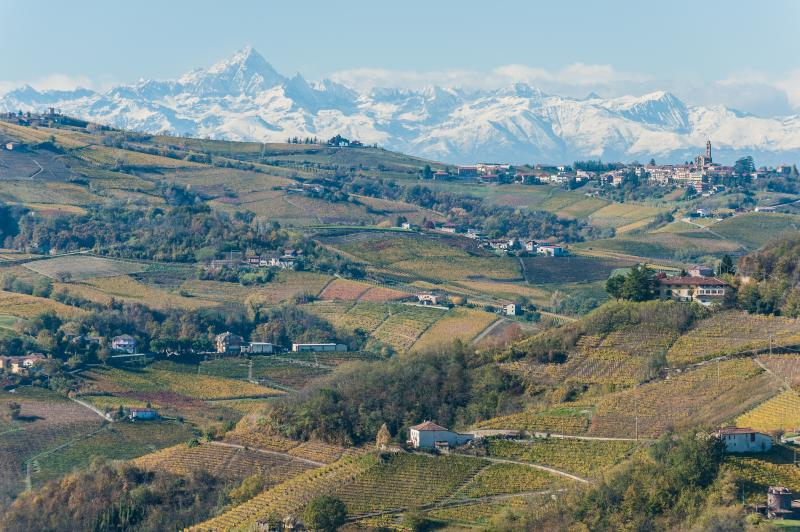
[408, 421, 474, 450]
[291, 343, 347, 353]
[128, 407, 158, 421]
[247, 342, 274, 354]
[658, 276, 728, 305]
[417, 293, 440, 306]
[111, 334, 137, 354]
[504, 303, 522, 316]
[764, 487, 800, 520]
[215, 332, 245, 354]
[536, 244, 567, 256]
[716, 427, 772, 453]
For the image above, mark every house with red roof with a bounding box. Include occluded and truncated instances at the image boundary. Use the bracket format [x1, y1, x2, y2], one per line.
[716, 427, 772, 453]
[657, 276, 729, 306]
[408, 421, 474, 450]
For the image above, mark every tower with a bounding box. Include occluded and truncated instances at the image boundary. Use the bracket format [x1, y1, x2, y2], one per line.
[706, 140, 712, 161]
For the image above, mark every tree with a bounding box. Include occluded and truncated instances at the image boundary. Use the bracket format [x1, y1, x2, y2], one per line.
[733, 156, 755, 176]
[303, 495, 347, 532]
[622, 264, 655, 302]
[605, 275, 625, 299]
[422, 164, 433, 180]
[375, 423, 391, 449]
[718, 254, 736, 275]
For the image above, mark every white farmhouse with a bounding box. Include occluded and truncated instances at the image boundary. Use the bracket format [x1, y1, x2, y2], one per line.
[408, 421, 473, 450]
[716, 427, 772, 453]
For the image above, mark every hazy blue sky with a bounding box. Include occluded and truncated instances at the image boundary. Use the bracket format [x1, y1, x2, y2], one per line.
[2, 0, 799, 114]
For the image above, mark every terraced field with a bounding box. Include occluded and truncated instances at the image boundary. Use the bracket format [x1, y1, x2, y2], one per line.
[736, 390, 800, 432]
[0, 387, 104, 505]
[413, 307, 497, 351]
[667, 311, 800, 366]
[476, 407, 592, 435]
[485, 437, 639, 477]
[712, 212, 800, 250]
[22, 255, 145, 280]
[723, 445, 800, 503]
[457, 462, 558, 497]
[588, 358, 782, 438]
[132, 441, 314, 482]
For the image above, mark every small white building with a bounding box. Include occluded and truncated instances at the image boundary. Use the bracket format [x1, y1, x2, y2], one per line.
[717, 427, 772, 453]
[248, 342, 274, 354]
[408, 421, 474, 450]
[504, 303, 522, 316]
[111, 334, 137, 354]
[291, 343, 347, 353]
[417, 294, 439, 306]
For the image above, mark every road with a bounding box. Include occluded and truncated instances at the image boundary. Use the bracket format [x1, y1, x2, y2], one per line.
[208, 440, 325, 467]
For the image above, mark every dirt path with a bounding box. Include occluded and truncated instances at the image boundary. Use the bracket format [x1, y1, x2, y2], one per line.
[471, 317, 505, 346]
[460, 454, 590, 484]
[69, 396, 114, 422]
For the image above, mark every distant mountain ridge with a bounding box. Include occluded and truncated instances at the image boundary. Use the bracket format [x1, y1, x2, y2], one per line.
[3, 46, 799, 165]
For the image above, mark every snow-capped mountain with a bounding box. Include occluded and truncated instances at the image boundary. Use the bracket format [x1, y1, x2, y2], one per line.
[3, 46, 800, 165]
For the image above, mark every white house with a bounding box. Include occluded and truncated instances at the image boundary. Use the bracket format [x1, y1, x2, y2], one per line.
[716, 427, 772, 453]
[417, 294, 439, 306]
[537, 244, 567, 256]
[504, 303, 522, 316]
[111, 334, 137, 354]
[408, 421, 474, 450]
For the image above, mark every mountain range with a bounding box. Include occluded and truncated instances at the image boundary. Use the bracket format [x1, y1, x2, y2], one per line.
[3, 46, 799, 165]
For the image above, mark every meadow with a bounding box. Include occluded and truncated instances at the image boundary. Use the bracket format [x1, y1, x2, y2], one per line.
[22, 255, 145, 281]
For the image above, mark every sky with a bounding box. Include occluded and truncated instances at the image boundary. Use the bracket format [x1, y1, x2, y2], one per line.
[2, 0, 799, 115]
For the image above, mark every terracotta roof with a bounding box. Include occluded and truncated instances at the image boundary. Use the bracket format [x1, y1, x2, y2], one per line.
[717, 426, 761, 435]
[409, 421, 449, 432]
[658, 276, 728, 286]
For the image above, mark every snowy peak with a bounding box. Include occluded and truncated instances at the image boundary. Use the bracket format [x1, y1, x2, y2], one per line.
[178, 46, 286, 96]
[2, 48, 800, 164]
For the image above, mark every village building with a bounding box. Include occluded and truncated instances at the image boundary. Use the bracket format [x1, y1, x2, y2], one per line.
[129, 407, 158, 421]
[291, 343, 347, 353]
[716, 427, 772, 453]
[215, 332, 244, 354]
[687, 265, 715, 278]
[455, 166, 478, 178]
[111, 334, 137, 354]
[408, 421, 474, 450]
[0, 354, 46, 375]
[504, 303, 523, 316]
[658, 276, 728, 305]
[432, 170, 450, 180]
[536, 244, 567, 256]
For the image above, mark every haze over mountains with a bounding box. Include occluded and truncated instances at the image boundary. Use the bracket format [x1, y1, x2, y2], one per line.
[2, 46, 799, 165]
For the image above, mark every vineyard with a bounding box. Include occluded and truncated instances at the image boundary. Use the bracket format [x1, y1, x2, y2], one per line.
[485, 437, 639, 477]
[0, 290, 85, 318]
[0, 387, 104, 505]
[68, 275, 217, 310]
[22, 255, 144, 281]
[85, 366, 284, 400]
[31, 421, 195, 487]
[370, 305, 447, 352]
[192, 455, 375, 530]
[666, 311, 800, 366]
[412, 308, 497, 351]
[735, 390, 800, 432]
[223, 428, 348, 465]
[457, 462, 557, 497]
[757, 355, 800, 389]
[723, 445, 800, 503]
[520, 254, 636, 284]
[318, 278, 371, 301]
[330, 453, 487, 515]
[357, 285, 411, 302]
[476, 408, 592, 435]
[132, 441, 314, 483]
[588, 358, 781, 438]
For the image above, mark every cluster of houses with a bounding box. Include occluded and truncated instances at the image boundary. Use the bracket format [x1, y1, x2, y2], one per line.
[427, 141, 796, 193]
[422, 223, 568, 257]
[0, 354, 47, 375]
[214, 331, 347, 356]
[208, 249, 302, 271]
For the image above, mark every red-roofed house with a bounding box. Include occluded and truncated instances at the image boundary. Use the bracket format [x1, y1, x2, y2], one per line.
[408, 421, 474, 450]
[716, 427, 772, 453]
[658, 276, 728, 305]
